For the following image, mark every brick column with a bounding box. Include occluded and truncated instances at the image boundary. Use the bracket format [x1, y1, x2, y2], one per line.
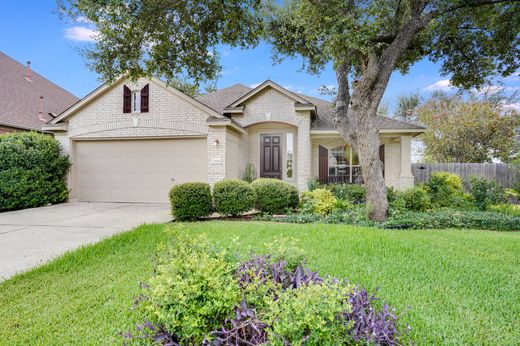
[207, 127, 226, 187]
[398, 135, 414, 189]
[296, 116, 311, 191]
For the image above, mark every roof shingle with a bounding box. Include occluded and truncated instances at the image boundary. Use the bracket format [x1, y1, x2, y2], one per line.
[0, 52, 79, 131]
[196, 83, 424, 131]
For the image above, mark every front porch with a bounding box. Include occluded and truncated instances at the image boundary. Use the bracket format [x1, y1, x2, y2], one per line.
[311, 132, 416, 190]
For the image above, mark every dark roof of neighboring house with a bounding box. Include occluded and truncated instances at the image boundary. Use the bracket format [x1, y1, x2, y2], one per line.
[196, 83, 424, 131]
[0, 52, 79, 131]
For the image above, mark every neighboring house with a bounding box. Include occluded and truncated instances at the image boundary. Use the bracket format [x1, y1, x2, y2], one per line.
[0, 52, 79, 133]
[43, 77, 424, 203]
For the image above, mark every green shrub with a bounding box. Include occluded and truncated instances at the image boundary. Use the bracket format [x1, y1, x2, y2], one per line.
[251, 178, 298, 214]
[145, 229, 240, 344]
[0, 132, 70, 211]
[328, 184, 366, 204]
[214, 179, 256, 216]
[383, 210, 520, 231]
[301, 188, 338, 216]
[465, 176, 506, 210]
[401, 186, 431, 212]
[307, 177, 322, 191]
[488, 204, 520, 217]
[241, 163, 257, 183]
[424, 172, 466, 208]
[169, 182, 212, 221]
[262, 281, 353, 345]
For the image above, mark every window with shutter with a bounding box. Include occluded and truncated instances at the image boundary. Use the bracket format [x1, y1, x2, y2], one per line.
[123, 85, 131, 113]
[140, 84, 149, 113]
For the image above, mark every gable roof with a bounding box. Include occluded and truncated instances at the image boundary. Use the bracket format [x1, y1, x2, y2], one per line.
[0, 52, 79, 131]
[225, 80, 313, 109]
[50, 76, 222, 124]
[196, 82, 424, 132]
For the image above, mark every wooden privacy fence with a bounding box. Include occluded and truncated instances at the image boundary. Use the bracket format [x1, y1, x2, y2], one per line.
[412, 163, 520, 187]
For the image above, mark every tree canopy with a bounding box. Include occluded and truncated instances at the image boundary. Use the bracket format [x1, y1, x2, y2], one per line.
[417, 92, 520, 163]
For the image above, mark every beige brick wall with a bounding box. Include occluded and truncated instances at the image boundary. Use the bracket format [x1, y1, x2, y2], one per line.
[310, 136, 402, 189]
[230, 87, 311, 190]
[62, 78, 211, 152]
[225, 129, 248, 179]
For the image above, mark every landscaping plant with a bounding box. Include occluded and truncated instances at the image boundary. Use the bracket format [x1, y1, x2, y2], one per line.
[464, 176, 506, 211]
[401, 186, 431, 212]
[423, 172, 468, 208]
[300, 188, 339, 216]
[251, 178, 298, 214]
[0, 132, 70, 211]
[169, 182, 212, 221]
[213, 179, 256, 216]
[130, 227, 403, 345]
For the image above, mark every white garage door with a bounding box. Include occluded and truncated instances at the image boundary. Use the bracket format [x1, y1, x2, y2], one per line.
[74, 138, 207, 203]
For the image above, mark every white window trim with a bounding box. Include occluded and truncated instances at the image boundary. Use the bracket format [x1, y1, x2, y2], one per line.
[328, 145, 361, 183]
[132, 90, 141, 113]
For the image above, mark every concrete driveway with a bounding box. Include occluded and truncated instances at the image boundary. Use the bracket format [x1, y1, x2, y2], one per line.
[0, 202, 172, 281]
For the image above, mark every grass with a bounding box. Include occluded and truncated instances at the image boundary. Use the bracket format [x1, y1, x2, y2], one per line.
[1, 222, 519, 345]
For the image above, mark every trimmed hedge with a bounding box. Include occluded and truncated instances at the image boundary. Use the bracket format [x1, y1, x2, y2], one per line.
[251, 178, 298, 214]
[214, 179, 256, 216]
[169, 182, 212, 221]
[0, 132, 70, 211]
[383, 210, 520, 232]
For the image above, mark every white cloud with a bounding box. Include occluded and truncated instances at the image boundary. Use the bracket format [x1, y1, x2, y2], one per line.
[283, 84, 305, 93]
[423, 79, 454, 92]
[249, 83, 261, 88]
[64, 26, 98, 42]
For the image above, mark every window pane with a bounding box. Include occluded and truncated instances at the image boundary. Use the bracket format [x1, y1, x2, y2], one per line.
[286, 133, 293, 178]
[328, 145, 349, 181]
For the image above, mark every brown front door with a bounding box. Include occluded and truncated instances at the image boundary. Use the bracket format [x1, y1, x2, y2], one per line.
[260, 135, 282, 179]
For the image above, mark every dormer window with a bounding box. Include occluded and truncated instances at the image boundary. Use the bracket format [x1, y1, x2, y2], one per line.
[132, 91, 141, 113]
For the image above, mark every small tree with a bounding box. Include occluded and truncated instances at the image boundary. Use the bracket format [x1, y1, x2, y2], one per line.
[418, 93, 519, 163]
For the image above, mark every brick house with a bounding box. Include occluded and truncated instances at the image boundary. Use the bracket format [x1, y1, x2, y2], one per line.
[0, 52, 79, 134]
[43, 77, 424, 203]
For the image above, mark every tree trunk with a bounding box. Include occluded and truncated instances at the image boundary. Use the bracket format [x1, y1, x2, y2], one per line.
[333, 63, 390, 222]
[350, 98, 388, 222]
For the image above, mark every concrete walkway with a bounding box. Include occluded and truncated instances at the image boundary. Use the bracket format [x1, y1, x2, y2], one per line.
[0, 202, 172, 281]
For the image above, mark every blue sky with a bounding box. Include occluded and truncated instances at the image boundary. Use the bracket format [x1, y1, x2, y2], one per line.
[2, 1, 519, 112]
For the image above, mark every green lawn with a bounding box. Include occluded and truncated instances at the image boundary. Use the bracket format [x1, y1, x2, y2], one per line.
[1, 222, 519, 345]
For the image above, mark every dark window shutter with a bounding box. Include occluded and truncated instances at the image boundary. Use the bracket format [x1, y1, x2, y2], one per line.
[379, 144, 385, 178]
[319, 145, 329, 183]
[140, 84, 149, 113]
[123, 85, 131, 113]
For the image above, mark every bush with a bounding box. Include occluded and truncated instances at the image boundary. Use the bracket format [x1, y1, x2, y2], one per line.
[133, 228, 403, 346]
[423, 172, 466, 208]
[307, 177, 322, 191]
[214, 179, 256, 216]
[301, 188, 338, 216]
[263, 281, 353, 345]
[251, 178, 298, 214]
[169, 182, 212, 221]
[383, 210, 520, 231]
[241, 163, 257, 183]
[329, 184, 366, 204]
[0, 132, 70, 211]
[465, 176, 506, 210]
[144, 230, 240, 344]
[488, 204, 520, 217]
[401, 186, 431, 212]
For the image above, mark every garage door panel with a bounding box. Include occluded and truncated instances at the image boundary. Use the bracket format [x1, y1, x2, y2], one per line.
[74, 139, 207, 203]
